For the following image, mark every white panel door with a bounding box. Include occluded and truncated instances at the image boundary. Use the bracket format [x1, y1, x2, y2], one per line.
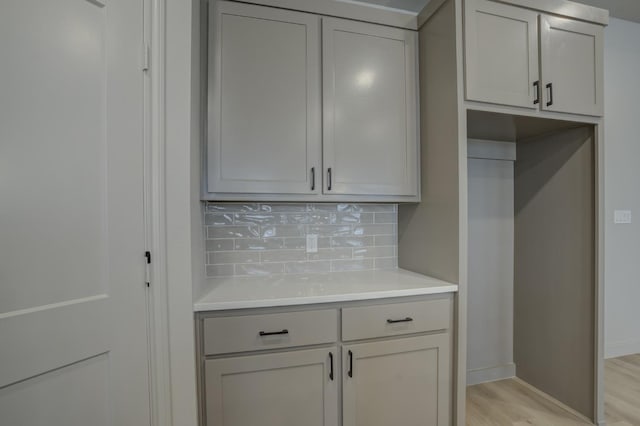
[342, 335, 451, 426]
[540, 15, 604, 116]
[322, 18, 418, 196]
[0, 0, 150, 425]
[205, 347, 339, 426]
[208, 1, 321, 195]
[464, 0, 539, 109]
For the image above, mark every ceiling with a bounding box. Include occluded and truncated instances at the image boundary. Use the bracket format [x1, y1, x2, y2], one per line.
[354, 0, 640, 22]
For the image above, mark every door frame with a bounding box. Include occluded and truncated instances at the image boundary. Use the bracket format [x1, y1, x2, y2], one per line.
[147, 0, 201, 425]
[146, 0, 176, 424]
[145, 0, 173, 425]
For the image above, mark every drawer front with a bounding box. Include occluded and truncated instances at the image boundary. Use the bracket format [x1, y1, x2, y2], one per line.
[341, 299, 450, 341]
[203, 309, 338, 355]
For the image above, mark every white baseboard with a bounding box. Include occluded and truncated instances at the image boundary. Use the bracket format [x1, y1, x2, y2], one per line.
[605, 339, 640, 359]
[467, 363, 516, 386]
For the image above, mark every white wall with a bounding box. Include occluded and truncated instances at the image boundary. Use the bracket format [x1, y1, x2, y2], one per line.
[467, 148, 516, 384]
[604, 18, 640, 358]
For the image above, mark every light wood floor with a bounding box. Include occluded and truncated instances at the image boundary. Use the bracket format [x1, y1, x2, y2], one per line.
[605, 354, 640, 426]
[466, 354, 640, 426]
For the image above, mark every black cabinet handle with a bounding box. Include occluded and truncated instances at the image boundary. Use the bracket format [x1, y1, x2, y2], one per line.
[311, 167, 315, 191]
[546, 83, 553, 107]
[258, 329, 289, 337]
[348, 350, 353, 378]
[327, 168, 332, 191]
[533, 81, 540, 105]
[329, 352, 334, 381]
[386, 317, 414, 324]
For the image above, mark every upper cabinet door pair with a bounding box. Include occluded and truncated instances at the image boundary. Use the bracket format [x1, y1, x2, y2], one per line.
[207, 1, 418, 197]
[464, 0, 604, 116]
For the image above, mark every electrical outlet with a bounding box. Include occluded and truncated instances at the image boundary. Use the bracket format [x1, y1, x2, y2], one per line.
[614, 210, 632, 224]
[306, 234, 318, 253]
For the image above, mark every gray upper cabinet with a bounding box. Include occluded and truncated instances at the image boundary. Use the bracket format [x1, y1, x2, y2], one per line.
[322, 18, 419, 196]
[207, 1, 321, 195]
[464, 0, 539, 109]
[206, 2, 419, 200]
[540, 16, 604, 116]
[464, 0, 604, 116]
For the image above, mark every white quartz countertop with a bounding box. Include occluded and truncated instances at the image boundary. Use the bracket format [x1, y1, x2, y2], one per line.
[194, 268, 458, 311]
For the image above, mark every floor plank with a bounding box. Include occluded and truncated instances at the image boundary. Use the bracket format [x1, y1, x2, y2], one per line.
[466, 354, 640, 425]
[605, 354, 640, 426]
[466, 379, 590, 426]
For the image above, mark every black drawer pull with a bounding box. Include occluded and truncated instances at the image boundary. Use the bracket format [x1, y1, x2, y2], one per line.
[348, 350, 353, 378]
[329, 352, 334, 381]
[387, 317, 413, 324]
[259, 329, 289, 337]
[311, 167, 315, 191]
[533, 80, 540, 105]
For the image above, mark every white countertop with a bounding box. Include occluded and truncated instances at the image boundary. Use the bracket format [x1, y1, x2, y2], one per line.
[194, 268, 458, 311]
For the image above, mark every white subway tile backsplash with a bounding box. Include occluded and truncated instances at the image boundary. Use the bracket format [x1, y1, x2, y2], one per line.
[361, 204, 396, 212]
[307, 224, 353, 237]
[235, 263, 284, 276]
[206, 264, 234, 277]
[209, 251, 260, 265]
[353, 246, 395, 259]
[330, 236, 375, 248]
[307, 248, 353, 261]
[374, 257, 398, 270]
[206, 239, 234, 251]
[331, 259, 375, 272]
[234, 238, 286, 250]
[208, 225, 260, 239]
[374, 235, 397, 246]
[204, 213, 234, 226]
[260, 225, 305, 238]
[353, 224, 396, 236]
[263, 204, 309, 213]
[281, 238, 308, 250]
[234, 213, 286, 225]
[204, 202, 398, 278]
[374, 212, 398, 224]
[285, 261, 331, 274]
[261, 250, 307, 263]
[334, 212, 374, 224]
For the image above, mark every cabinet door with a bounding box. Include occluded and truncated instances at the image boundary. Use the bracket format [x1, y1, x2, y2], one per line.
[540, 15, 604, 116]
[322, 18, 418, 196]
[464, 0, 539, 109]
[343, 335, 451, 426]
[207, 1, 321, 194]
[205, 347, 338, 426]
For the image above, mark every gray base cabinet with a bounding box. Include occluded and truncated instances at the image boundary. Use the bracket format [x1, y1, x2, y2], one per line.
[205, 347, 339, 426]
[197, 296, 453, 426]
[343, 335, 450, 426]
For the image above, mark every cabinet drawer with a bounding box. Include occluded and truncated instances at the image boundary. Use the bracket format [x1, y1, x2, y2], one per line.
[203, 309, 338, 355]
[341, 299, 450, 341]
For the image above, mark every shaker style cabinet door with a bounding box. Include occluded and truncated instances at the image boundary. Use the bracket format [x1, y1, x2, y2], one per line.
[342, 335, 451, 426]
[540, 15, 604, 116]
[464, 0, 539, 109]
[205, 347, 339, 426]
[207, 1, 321, 194]
[322, 18, 418, 196]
